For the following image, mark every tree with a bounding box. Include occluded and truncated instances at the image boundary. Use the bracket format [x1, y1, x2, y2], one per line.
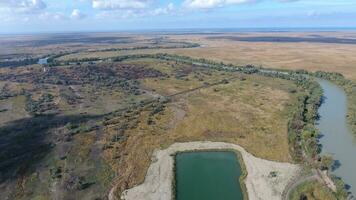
[320, 155, 334, 171]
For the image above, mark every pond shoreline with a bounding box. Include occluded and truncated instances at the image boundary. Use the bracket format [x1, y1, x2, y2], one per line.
[120, 141, 301, 200]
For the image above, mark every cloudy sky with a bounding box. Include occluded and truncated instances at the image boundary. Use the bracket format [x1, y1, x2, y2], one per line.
[0, 0, 355, 33]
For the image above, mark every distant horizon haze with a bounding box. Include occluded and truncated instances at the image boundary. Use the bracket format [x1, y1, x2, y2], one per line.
[0, 0, 355, 34]
[2, 27, 356, 35]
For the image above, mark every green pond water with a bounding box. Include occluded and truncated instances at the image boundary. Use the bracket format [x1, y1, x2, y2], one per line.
[175, 151, 244, 200]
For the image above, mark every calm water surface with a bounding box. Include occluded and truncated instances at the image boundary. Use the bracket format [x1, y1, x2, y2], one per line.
[175, 151, 243, 200]
[38, 57, 48, 65]
[317, 79, 356, 196]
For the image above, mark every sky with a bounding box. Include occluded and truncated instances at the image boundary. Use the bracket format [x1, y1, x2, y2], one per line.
[0, 0, 356, 33]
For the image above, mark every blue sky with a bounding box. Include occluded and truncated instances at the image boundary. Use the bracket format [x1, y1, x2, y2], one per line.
[0, 0, 355, 33]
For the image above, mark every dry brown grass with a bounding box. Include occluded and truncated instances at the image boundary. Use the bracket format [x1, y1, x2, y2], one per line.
[170, 77, 292, 161]
[102, 74, 299, 197]
[0, 95, 28, 124]
[3, 33, 343, 199]
[164, 32, 356, 81]
[58, 32, 356, 80]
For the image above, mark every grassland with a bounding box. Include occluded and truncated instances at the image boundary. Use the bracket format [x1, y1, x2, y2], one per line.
[1, 32, 353, 200]
[166, 32, 356, 81]
[55, 32, 356, 81]
[0, 51, 303, 199]
[98, 61, 301, 197]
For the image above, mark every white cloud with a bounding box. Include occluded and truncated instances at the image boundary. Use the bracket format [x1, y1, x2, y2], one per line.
[95, 9, 146, 19]
[151, 3, 174, 15]
[93, 1, 175, 19]
[71, 9, 86, 20]
[0, 0, 46, 13]
[183, 0, 298, 9]
[278, 0, 298, 2]
[39, 11, 67, 21]
[183, 0, 257, 9]
[0, 0, 48, 23]
[183, 0, 222, 9]
[92, 0, 152, 10]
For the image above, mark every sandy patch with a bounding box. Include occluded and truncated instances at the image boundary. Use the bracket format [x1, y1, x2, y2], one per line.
[120, 141, 301, 200]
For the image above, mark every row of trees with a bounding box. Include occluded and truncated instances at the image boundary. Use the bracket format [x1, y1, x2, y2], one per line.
[287, 79, 323, 162]
[94, 42, 200, 53]
[0, 58, 38, 68]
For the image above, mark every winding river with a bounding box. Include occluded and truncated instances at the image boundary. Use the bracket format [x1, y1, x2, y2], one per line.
[317, 79, 356, 197]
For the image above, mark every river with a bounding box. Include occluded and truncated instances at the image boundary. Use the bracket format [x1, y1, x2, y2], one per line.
[317, 79, 356, 197]
[175, 151, 244, 200]
[38, 57, 48, 65]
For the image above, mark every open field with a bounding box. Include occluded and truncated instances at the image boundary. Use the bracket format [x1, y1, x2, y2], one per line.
[0, 33, 352, 200]
[0, 33, 198, 68]
[0, 50, 302, 199]
[56, 32, 356, 80]
[166, 32, 356, 81]
[96, 59, 301, 198]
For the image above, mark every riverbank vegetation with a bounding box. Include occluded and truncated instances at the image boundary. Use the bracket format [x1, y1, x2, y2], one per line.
[0, 58, 39, 68]
[290, 180, 337, 200]
[286, 78, 323, 162]
[285, 70, 356, 200]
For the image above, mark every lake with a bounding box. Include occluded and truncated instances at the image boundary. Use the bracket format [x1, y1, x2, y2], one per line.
[175, 151, 244, 200]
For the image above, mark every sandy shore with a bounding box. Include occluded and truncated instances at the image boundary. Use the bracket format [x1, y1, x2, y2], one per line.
[120, 141, 301, 200]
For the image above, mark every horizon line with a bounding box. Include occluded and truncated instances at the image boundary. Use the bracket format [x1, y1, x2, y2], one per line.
[1, 27, 356, 35]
